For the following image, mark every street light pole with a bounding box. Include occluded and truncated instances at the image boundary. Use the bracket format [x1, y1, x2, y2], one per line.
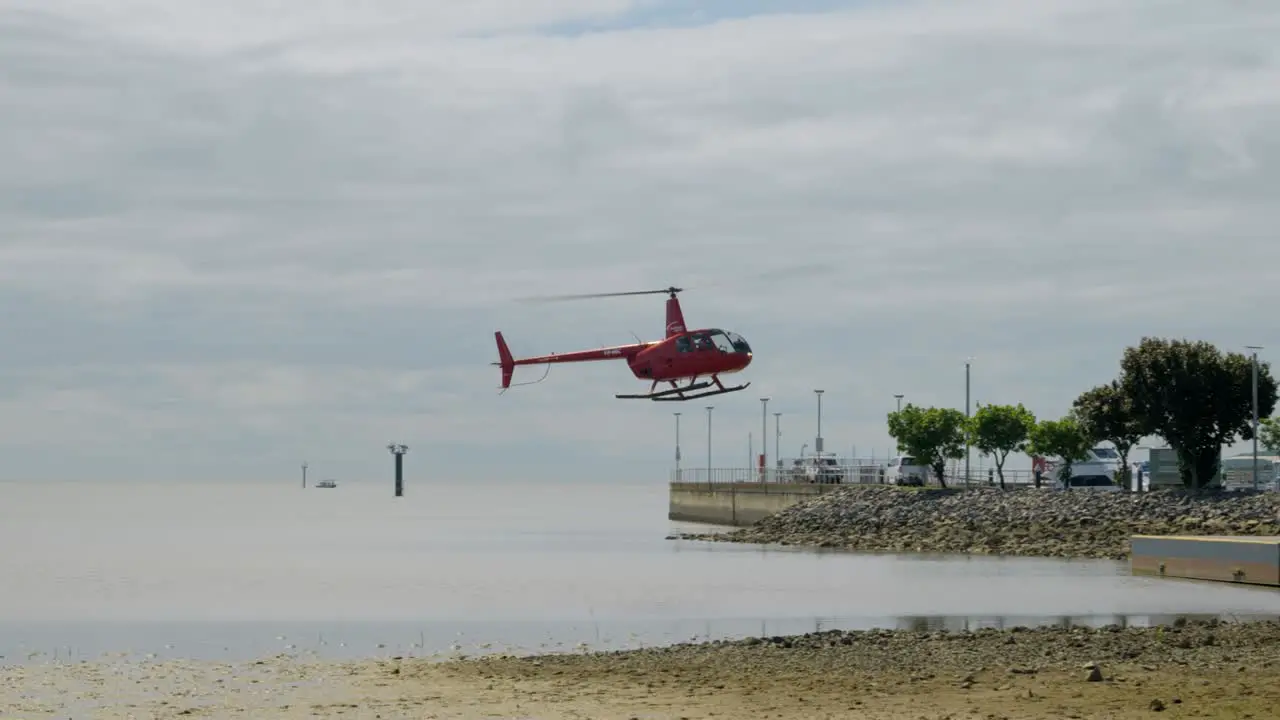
[673, 412, 682, 482]
[814, 389, 824, 454]
[1248, 346, 1263, 490]
[965, 358, 973, 486]
[760, 397, 770, 480]
[301, 461, 308, 489]
[774, 412, 782, 473]
[893, 394, 904, 453]
[705, 405, 714, 484]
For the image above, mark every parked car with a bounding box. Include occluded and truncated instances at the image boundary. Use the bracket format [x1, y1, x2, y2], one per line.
[884, 454, 928, 486]
[791, 454, 845, 484]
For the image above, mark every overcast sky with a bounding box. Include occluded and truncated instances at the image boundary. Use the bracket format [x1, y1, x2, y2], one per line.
[1, 0, 1277, 484]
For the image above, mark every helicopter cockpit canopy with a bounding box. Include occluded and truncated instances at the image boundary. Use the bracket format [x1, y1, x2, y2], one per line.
[721, 330, 751, 354]
[680, 329, 751, 354]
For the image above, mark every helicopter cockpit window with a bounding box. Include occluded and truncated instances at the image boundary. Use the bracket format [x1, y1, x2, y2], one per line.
[675, 336, 692, 352]
[703, 330, 735, 353]
[723, 331, 751, 354]
[691, 332, 713, 350]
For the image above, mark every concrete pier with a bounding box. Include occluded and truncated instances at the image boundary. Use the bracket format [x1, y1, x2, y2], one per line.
[668, 482, 839, 527]
[1130, 534, 1280, 587]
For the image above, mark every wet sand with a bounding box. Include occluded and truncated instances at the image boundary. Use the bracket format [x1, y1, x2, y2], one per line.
[4, 619, 1278, 718]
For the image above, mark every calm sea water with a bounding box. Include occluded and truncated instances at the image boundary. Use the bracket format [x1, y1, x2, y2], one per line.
[2, 480, 1279, 663]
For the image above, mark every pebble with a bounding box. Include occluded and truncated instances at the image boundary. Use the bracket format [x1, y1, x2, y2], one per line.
[672, 485, 1280, 558]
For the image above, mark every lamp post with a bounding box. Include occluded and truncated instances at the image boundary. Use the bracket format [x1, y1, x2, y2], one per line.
[893, 394, 904, 453]
[1248, 346, 1263, 490]
[774, 411, 782, 474]
[301, 461, 308, 488]
[673, 412, 682, 482]
[387, 443, 408, 497]
[814, 389, 824, 454]
[705, 406, 714, 484]
[760, 397, 770, 481]
[964, 358, 973, 486]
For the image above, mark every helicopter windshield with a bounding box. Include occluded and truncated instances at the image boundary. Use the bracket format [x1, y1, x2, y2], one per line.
[723, 331, 751, 354]
[706, 329, 751, 354]
[708, 331, 735, 353]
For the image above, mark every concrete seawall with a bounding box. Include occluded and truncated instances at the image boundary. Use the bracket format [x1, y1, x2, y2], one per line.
[668, 482, 840, 526]
[1130, 534, 1280, 586]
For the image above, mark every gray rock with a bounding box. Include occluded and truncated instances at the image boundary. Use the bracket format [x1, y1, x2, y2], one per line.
[670, 485, 1280, 559]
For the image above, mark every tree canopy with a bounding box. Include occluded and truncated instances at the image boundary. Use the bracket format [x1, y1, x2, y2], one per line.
[1261, 417, 1280, 456]
[1072, 381, 1144, 486]
[886, 404, 967, 488]
[1117, 337, 1278, 488]
[1027, 415, 1093, 484]
[878, 337, 1277, 491]
[969, 403, 1036, 488]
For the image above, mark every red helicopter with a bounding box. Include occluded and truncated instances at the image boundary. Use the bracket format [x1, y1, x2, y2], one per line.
[493, 286, 752, 401]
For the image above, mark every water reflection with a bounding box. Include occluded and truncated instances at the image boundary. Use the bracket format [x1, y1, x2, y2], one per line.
[887, 612, 1275, 633]
[5, 612, 1277, 666]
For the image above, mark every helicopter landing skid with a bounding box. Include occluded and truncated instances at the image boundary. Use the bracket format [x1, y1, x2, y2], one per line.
[615, 376, 751, 402]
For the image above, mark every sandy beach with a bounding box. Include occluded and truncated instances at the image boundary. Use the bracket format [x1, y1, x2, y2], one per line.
[5, 618, 1278, 719]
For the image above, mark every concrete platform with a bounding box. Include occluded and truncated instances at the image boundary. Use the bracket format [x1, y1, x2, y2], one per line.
[1130, 534, 1280, 587]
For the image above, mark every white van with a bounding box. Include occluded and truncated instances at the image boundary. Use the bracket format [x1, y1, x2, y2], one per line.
[790, 453, 846, 484]
[884, 454, 930, 486]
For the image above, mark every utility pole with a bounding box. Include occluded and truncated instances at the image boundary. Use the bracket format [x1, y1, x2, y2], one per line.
[301, 461, 308, 488]
[705, 406, 714, 484]
[964, 358, 973, 486]
[387, 444, 408, 497]
[760, 397, 770, 481]
[1248, 346, 1263, 490]
[814, 389, 824, 454]
[673, 412, 682, 482]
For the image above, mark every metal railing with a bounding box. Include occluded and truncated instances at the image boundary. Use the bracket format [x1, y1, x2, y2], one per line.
[670, 465, 1044, 487]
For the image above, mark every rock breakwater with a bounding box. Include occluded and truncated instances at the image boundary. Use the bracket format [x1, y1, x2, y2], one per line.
[670, 485, 1280, 558]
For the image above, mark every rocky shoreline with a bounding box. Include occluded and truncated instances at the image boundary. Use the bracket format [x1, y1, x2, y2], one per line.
[670, 485, 1280, 559]
[7, 618, 1279, 718]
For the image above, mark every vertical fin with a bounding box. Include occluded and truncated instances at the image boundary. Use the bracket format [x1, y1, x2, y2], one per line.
[665, 294, 686, 338]
[495, 331, 515, 389]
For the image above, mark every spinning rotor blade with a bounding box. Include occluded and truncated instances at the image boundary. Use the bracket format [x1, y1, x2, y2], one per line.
[515, 261, 835, 304]
[518, 286, 683, 303]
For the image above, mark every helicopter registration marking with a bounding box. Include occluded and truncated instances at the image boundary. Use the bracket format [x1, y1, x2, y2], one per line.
[603, 348, 621, 356]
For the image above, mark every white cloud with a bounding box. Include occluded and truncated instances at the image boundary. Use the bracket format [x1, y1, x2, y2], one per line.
[1, 0, 1278, 482]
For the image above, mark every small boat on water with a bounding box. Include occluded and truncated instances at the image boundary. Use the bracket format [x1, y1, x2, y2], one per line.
[315, 480, 337, 488]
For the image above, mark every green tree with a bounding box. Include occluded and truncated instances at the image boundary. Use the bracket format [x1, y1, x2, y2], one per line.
[887, 404, 967, 488]
[1073, 381, 1144, 489]
[1117, 337, 1278, 489]
[968, 403, 1036, 488]
[1260, 417, 1280, 456]
[1027, 415, 1093, 485]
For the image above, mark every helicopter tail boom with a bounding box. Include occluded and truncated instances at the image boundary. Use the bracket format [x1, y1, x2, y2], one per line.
[493, 331, 653, 390]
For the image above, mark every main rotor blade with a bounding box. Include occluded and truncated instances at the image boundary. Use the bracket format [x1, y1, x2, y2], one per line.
[514, 261, 833, 304]
[518, 287, 683, 303]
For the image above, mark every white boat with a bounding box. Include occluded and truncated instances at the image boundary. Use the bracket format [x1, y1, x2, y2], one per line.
[315, 480, 337, 489]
